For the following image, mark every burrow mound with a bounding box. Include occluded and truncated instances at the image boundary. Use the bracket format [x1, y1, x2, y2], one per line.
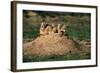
[24, 33, 89, 56]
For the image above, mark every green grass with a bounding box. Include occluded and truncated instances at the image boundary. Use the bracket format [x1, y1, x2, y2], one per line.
[66, 23, 91, 41]
[23, 52, 91, 62]
[23, 24, 40, 39]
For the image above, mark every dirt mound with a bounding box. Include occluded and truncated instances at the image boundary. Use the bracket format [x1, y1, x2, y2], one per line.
[24, 33, 87, 56]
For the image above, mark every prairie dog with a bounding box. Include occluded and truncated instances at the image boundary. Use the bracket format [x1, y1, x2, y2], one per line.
[40, 22, 66, 36]
[58, 24, 65, 36]
[40, 22, 52, 35]
[40, 22, 46, 35]
[51, 24, 58, 33]
[40, 22, 46, 30]
[44, 25, 52, 35]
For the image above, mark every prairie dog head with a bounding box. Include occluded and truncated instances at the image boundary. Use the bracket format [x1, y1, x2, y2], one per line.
[40, 22, 47, 30]
[58, 24, 65, 29]
[51, 24, 58, 33]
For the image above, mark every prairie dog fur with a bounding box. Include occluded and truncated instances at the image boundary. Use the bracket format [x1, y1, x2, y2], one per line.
[40, 22, 66, 36]
[58, 24, 65, 36]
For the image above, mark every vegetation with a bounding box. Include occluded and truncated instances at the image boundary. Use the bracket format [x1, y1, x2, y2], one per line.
[23, 10, 91, 62]
[23, 52, 90, 62]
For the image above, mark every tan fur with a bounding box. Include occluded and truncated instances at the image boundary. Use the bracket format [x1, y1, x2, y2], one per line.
[58, 24, 65, 36]
[40, 22, 66, 36]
